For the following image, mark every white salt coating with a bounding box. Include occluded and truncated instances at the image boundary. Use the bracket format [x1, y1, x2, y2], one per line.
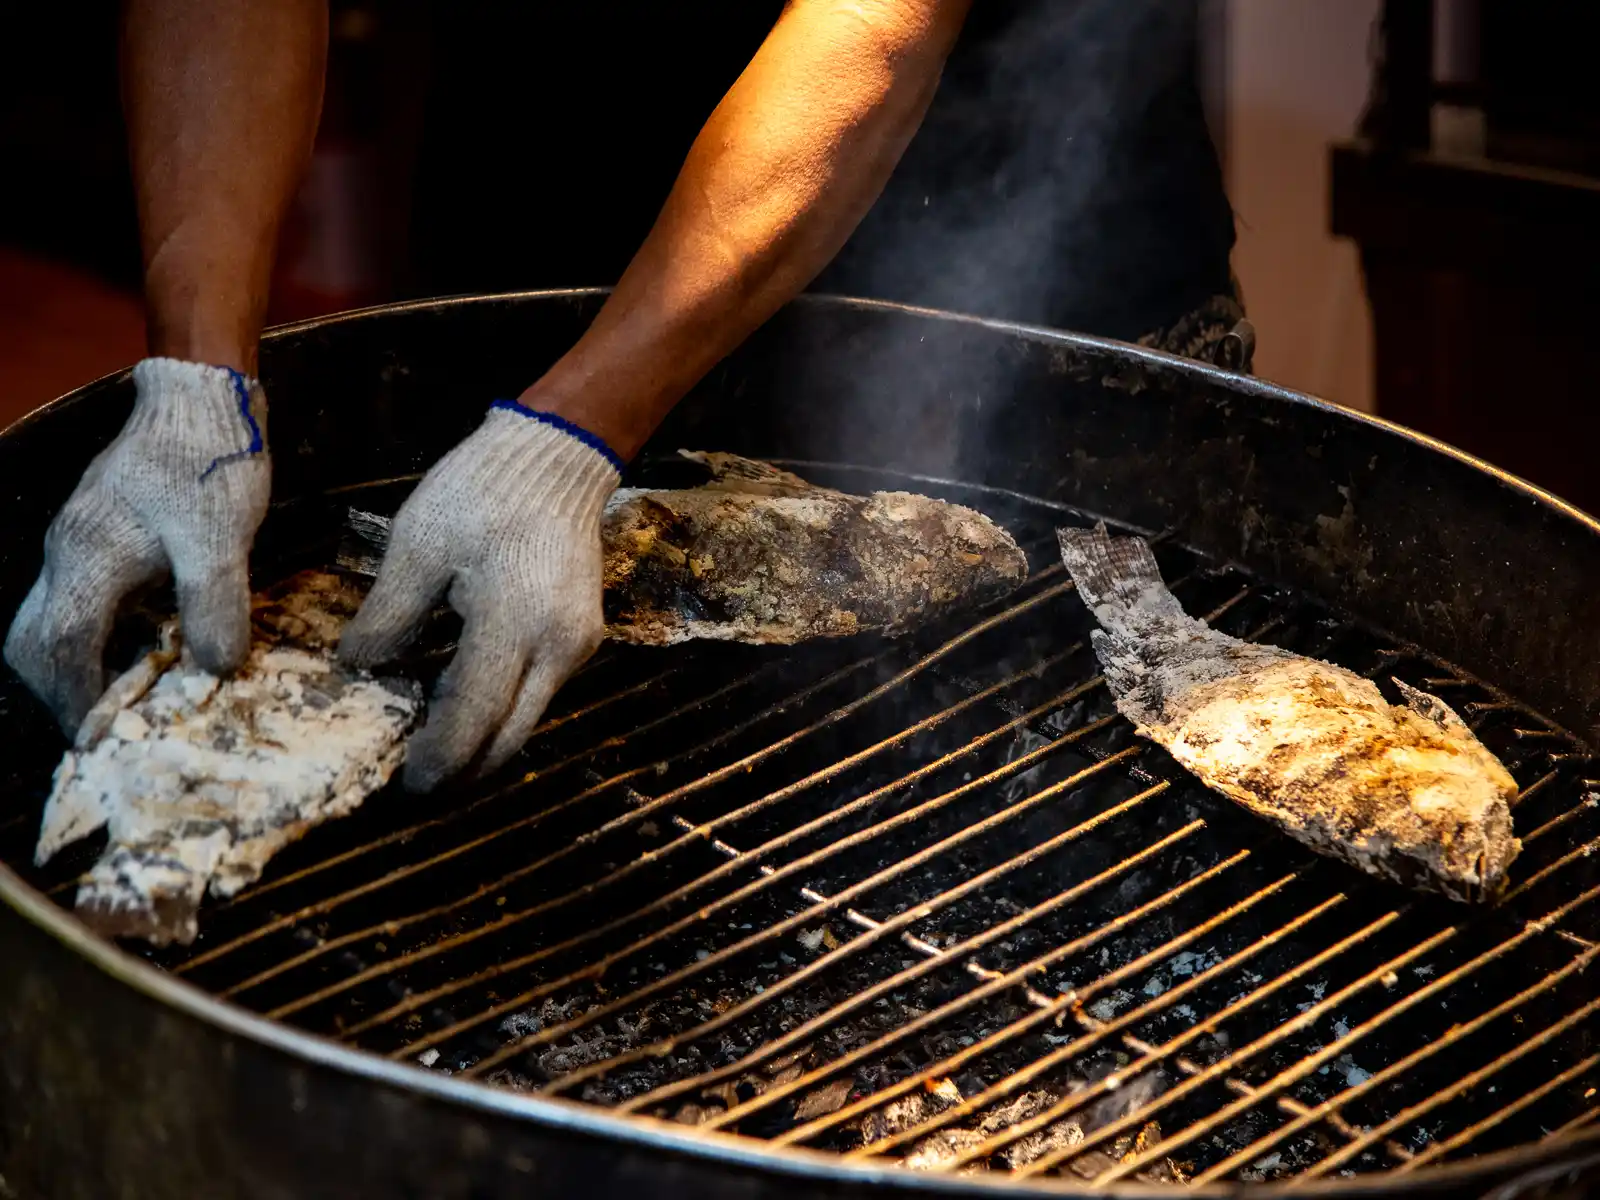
[1058, 524, 1520, 903]
[35, 572, 421, 945]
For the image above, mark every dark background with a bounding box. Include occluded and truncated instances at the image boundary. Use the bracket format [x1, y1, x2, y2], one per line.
[0, 0, 1231, 423]
[7, 0, 1600, 513]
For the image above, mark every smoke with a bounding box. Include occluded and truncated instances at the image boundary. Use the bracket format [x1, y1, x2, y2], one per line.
[796, 0, 1233, 481]
[819, 0, 1225, 336]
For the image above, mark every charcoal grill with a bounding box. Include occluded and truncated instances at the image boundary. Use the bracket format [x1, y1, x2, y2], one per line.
[5, 291, 1600, 1199]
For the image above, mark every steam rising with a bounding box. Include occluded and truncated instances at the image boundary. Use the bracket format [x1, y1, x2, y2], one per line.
[798, 0, 1233, 480]
[818, 0, 1229, 336]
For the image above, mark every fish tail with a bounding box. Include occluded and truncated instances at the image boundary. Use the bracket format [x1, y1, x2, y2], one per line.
[1057, 523, 1189, 639]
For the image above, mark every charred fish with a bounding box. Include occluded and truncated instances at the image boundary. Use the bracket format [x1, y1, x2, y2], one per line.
[38, 460, 1024, 943]
[1057, 524, 1519, 902]
[342, 451, 1030, 646]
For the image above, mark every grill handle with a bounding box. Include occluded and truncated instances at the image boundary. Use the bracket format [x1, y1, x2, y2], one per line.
[1213, 317, 1256, 374]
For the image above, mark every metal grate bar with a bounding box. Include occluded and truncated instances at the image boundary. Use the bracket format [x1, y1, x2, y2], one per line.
[462, 751, 1150, 1079]
[1000, 924, 1455, 1180]
[1499, 832, 1600, 904]
[1402, 1058, 1600, 1171]
[1543, 1106, 1600, 1141]
[847, 908, 1412, 1165]
[748, 879, 1339, 1152]
[513, 667, 681, 736]
[176, 648, 883, 971]
[1085, 884, 1600, 1184]
[334, 665, 1100, 1040]
[1518, 800, 1596, 848]
[1291, 977, 1600, 1180]
[683, 855, 1293, 1131]
[551, 801, 1201, 1105]
[220, 647, 1084, 1005]
[784, 896, 1355, 1153]
[313, 711, 1119, 1045]
[377, 710, 1126, 1057]
[1107, 1029, 1414, 1165]
[619, 811, 1268, 1113]
[1509, 767, 1565, 811]
[186, 570, 1074, 979]
[603, 815, 1221, 1109]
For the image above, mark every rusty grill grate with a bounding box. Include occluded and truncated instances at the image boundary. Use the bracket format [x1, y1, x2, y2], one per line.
[7, 468, 1600, 1187]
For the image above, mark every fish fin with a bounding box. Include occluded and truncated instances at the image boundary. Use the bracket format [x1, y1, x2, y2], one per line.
[337, 508, 392, 578]
[1090, 628, 1145, 697]
[1057, 523, 1191, 638]
[35, 754, 109, 865]
[1392, 677, 1475, 737]
[678, 450, 838, 497]
[1089, 628, 1170, 729]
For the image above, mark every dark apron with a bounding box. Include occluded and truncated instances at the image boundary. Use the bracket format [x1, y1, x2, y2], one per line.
[410, 0, 1243, 366]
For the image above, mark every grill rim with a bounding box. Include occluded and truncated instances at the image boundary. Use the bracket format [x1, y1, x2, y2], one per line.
[7, 290, 1600, 1198]
[12, 286, 1592, 539]
[9, 859, 1600, 1200]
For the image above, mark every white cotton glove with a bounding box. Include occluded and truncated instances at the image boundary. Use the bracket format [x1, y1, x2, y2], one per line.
[338, 402, 621, 792]
[5, 357, 270, 735]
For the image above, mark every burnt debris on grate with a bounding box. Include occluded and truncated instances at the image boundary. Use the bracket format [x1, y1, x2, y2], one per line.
[11, 483, 1600, 1186]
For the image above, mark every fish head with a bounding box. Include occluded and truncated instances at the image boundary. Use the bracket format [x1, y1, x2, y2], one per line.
[1373, 739, 1521, 903]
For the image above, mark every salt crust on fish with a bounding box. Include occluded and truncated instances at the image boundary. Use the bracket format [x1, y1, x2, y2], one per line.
[1057, 524, 1519, 902]
[342, 450, 1030, 647]
[35, 571, 421, 945]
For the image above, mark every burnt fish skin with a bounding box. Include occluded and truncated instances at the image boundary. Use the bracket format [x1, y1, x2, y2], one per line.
[345, 452, 1030, 647]
[599, 453, 1028, 645]
[1057, 524, 1519, 902]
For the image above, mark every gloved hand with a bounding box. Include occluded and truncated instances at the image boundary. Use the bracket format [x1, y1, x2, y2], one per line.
[338, 402, 621, 792]
[5, 357, 270, 734]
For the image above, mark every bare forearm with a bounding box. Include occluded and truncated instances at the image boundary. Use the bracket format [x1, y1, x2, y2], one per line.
[123, 0, 327, 374]
[522, 0, 970, 459]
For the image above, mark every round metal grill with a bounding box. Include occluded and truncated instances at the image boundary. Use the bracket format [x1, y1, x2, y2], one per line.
[6, 464, 1598, 1187]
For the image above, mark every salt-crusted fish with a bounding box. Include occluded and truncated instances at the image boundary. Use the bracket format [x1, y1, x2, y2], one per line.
[1057, 524, 1519, 902]
[35, 571, 421, 945]
[342, 451, 1029, 647]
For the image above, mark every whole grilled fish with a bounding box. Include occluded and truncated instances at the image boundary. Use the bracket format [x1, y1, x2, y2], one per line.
[35, 572, 421, 945]
[1057, 524, 1519, 902]
[343, 451, 1030, 646]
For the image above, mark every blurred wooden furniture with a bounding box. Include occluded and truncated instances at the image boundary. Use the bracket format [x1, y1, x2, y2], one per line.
[1331, 0, 1600, 515]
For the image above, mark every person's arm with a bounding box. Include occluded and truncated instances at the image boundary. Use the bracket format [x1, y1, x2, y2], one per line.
[340, 0, 972, 790]
[523, 0, 972, 458]
[124, 0, 328, 373]
[4, 1, 324, 734]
